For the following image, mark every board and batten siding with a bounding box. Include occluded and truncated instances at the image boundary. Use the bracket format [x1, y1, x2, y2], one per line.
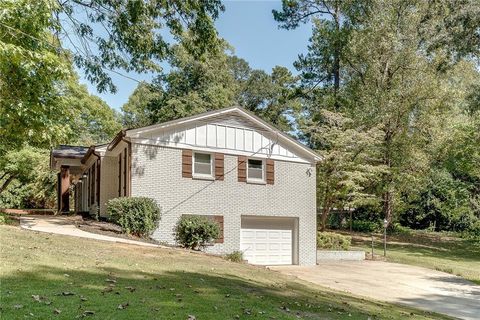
[128, 115, 308, 163]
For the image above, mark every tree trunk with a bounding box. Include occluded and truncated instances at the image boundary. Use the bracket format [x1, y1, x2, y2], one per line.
[383, 190, 393, 226]
[0, 174, 16, 195]
[320, 205, 331, 231]
[333, 3, 340, 110]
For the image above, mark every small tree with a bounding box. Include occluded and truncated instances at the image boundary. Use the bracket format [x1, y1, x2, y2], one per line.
[308, 110, 387, 231]
[174, 215, 220, 250]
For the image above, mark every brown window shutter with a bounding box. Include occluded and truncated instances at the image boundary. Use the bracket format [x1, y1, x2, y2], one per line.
[213, 215, 224, 243]
[214, 153, 224, 180]
[266, 159, 275, 185]
[182, 149, 192, 178]
[238, 156, 246, 182]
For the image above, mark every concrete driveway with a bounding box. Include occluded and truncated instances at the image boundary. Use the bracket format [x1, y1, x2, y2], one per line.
[271, 261, 480, 320]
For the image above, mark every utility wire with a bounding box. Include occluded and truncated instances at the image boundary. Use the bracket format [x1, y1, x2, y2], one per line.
[0, 20, 144, 85]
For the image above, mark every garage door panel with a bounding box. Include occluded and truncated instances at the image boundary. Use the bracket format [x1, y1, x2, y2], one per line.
[241, 227, 292, 265]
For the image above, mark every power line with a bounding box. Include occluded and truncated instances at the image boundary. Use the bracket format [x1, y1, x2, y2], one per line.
[0, 20, 144, 85]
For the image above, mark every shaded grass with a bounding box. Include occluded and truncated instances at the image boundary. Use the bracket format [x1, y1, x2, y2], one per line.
[349, 230, 480, 285]
[0, 225, 452, 320]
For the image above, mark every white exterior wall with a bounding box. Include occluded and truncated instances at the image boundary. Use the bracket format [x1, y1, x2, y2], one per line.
[130, 143, 317, 265]
[99, 140, 128, 216]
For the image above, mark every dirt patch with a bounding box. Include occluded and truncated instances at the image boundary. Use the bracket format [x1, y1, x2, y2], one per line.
[74, 217, 160, 245]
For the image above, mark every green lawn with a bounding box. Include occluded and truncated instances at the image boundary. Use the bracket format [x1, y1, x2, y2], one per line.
[350, 230, 480, 285]
[0, 225, 452, 320]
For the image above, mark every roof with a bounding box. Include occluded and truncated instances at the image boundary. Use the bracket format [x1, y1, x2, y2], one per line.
[127, 106, 321, 162]
[51, 145, 90, 159]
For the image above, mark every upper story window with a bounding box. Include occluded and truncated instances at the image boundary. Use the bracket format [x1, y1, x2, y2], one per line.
[247, 158, 264, 182]
[193, 152, 213, 178]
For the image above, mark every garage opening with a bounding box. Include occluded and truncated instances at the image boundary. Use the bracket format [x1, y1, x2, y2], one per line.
[240, 216, 299, 265]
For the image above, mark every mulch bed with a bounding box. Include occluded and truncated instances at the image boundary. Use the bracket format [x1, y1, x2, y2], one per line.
[74, 218, 160, 245]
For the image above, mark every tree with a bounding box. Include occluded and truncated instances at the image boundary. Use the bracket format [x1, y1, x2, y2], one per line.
[122, 47, 298, 130]
[305, 110, 386, 230]
[275, 0, 480, 230]
[0, 0, 71, 154]
[63, 75, 122, 145]
[0, 147, 46, 195]
[0, 0, 224, 155]
[273, 0, 367, 110]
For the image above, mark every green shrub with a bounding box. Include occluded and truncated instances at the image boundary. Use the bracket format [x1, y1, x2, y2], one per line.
[225, 251, 243, 263]
[390, 223, 413, 235]
[351, 220, 380, 233]
[463, 220, 480, 242]
[174, 215, 220, 250]
[107, 197, 161, 237]
[317, 232, 351, 250]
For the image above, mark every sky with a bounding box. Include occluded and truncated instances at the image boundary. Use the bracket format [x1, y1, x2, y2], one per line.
[78, 1, 313, 110]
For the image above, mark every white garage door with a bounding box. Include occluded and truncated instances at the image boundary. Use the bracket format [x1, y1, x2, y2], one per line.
[240, 228, 292, 265]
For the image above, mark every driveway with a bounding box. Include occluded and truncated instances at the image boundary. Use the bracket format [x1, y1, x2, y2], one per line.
[271, 261, 480, 320]
[20, 215, 161, 248]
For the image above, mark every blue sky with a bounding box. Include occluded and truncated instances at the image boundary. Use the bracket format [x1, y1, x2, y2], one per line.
[79, 1, 312, 110]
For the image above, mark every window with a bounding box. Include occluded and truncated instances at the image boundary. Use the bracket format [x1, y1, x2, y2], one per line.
[193, 152, 213, 177]
[247, 159, 264, 181]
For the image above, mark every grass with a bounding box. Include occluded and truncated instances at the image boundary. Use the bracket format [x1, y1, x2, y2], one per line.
[349, 230, 480, 285]
[0, 225, 453, 320]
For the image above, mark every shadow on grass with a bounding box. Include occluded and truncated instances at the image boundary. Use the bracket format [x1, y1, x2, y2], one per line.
[0, 265, 450, 320]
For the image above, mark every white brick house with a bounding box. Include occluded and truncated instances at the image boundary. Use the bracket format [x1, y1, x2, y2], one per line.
[51, 106, 320, 265]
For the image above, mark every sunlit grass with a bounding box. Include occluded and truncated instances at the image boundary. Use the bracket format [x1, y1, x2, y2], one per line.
[0, 225, 453, 319]
[349, 230, 480, 284]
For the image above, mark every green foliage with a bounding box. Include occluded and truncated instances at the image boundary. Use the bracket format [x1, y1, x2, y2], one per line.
[107, 197, 161, 237]
[312, 110, 386, 230]
[174, 215, 220, 250]
[225, 251, 244, 263]
[0, 147, 56, 208]
[351, 220, 380, 233]
[122, 43, 297, 131]
[317, 232, 351, 250]
[0, 213, 13, 225]
[0, 0, 71, 153]
[64, 76, 122, 145]
[55, 0, 224, 93]
[276, 0, 480, 234]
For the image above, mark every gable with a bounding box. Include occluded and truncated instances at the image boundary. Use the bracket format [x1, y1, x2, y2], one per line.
[126, 108, 319, 164]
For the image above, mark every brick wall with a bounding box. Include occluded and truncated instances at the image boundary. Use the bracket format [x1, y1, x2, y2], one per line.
[130, 143, 317, 265]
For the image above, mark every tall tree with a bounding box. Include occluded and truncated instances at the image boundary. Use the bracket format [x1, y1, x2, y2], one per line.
[122, 49, 298, 130]
[273, 0, 367, 110]
[0, 0, 224, 155]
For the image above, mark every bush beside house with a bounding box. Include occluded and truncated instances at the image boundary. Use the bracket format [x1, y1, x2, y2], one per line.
[107, 197, 161, 237]
[174, 215, 220, 250]
[317, 232, 351, 250]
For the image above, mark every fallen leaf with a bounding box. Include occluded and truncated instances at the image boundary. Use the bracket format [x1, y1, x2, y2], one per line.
[83, 310, 95, 316]
[117, 302, 129, 310]
[13, 304, 23, 309]
[187, 315, 196, 320]
[54, 309, 61, 314]
[62, 292, 75, 296]
[125, 286, 136, 292]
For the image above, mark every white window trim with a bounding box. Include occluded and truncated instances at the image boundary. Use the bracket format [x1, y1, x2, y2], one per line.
[246, 157, 266, 184]
[192, 151, 215, 180]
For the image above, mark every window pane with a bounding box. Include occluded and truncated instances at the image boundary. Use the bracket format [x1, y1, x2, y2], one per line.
[195, 153, 211, 164]
[248, 159, 263, 169]
[248, 159, 263, 180]
[194, 153, 211, 175]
